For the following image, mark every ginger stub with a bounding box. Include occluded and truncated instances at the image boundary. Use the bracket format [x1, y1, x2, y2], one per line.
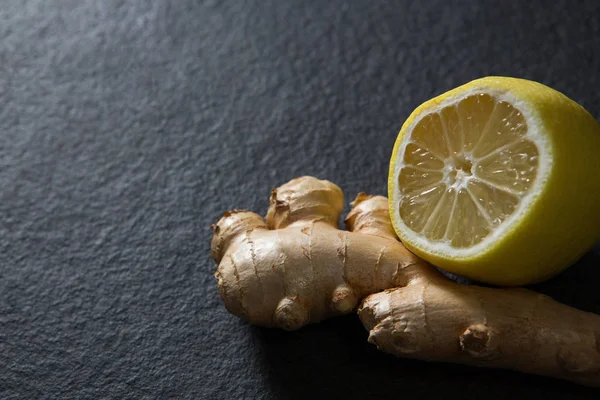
[360, 279, 600, 387]
[211, 176, 431, 330]
[211, 176, 600, 387]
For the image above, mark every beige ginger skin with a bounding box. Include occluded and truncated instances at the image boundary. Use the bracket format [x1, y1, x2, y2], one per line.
[212, 176, 600, 386]
[360, 280, 600, 387]
[211, 176, 431, 330]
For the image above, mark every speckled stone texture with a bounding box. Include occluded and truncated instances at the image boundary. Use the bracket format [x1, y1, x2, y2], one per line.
[1, 1, 600, 399]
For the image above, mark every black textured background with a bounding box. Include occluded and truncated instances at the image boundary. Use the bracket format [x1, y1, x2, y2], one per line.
[2, 1, 600, 399]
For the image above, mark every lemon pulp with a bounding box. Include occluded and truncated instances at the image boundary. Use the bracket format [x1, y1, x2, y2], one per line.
[397, 93, 539, 249]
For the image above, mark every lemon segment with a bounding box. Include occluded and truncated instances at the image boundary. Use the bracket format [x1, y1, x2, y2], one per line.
[389, 77, 600, 285]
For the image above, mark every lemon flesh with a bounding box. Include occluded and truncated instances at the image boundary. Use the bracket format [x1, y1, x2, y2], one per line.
[389, 77, 600, 285]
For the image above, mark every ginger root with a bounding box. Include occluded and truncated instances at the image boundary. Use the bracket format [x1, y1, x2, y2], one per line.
[212, 176, 600, 386]
[359, 279, 600, 387]
[211, 176, 432, 330]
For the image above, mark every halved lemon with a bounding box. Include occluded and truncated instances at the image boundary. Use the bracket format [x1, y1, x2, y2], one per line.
[389, 77, 600, 285]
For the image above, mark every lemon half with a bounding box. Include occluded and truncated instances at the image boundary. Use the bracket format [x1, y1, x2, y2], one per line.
[389, 77, 600, 285]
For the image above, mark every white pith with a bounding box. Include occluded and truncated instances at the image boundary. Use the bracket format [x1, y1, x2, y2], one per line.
[391, 87, 553, 259]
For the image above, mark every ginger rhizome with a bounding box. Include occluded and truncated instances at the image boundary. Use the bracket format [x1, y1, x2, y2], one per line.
[360, 281, 600, 387]
[211, 176, 600, 387]
[211, 176, 429, 330]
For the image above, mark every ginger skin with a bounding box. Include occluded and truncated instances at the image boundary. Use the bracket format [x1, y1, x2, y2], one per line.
[211, 176, 432, 330]
[212, 176, 600, 386]
[359, 280, 600, 387]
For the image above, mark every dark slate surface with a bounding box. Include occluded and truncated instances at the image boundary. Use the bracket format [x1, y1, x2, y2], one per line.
[1, 0, 600, 398]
